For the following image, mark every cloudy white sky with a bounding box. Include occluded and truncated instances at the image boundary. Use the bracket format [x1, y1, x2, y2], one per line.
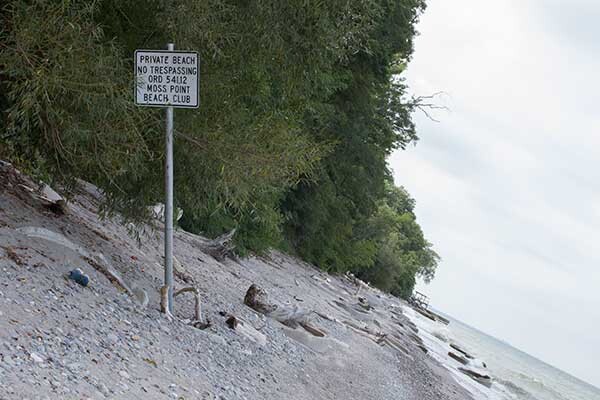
[390, 0, 600, 387]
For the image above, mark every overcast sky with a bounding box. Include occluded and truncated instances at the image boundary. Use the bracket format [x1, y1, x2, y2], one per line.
[389, 0, 600, 387]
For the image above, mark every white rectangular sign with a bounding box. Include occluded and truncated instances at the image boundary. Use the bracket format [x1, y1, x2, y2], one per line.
[134, 50, 199, 108]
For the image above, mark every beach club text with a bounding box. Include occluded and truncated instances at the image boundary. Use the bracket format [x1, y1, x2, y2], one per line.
[134, 50, 199, 108]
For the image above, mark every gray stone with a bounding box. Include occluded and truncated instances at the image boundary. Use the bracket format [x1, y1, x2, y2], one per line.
[97, 383, 110, 396]
[30, 352, 44, 363]
[132, 287, 149, 308]
[106, 333, 119, 343]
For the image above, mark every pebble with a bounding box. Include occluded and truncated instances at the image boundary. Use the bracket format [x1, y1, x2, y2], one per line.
[118, 370, 130, 380]
[97, 383, 110, 396]
[30, 352, 44, 363]
[107, 333, 119, 343]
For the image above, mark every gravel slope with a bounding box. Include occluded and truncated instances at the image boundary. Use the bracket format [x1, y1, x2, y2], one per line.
[0, 162, 472, 400]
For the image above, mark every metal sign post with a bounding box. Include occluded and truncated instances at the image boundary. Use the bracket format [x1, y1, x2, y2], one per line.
[164, 42, 175, 312]
[134, 43, 199, 314]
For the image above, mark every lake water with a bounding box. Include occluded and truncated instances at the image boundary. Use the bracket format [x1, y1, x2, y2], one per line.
[403, 307, 600, 400]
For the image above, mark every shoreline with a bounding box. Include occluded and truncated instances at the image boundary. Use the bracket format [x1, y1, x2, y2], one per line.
[402, 306, 500, 399]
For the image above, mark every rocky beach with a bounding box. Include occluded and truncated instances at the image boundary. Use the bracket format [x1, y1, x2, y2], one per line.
[0, 161, 473, 399]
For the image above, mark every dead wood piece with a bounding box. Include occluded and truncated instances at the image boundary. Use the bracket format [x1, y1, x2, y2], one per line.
[173, 286, 202, 322]
[415, 307, 437, 322]
[173, 256, 195, 284]
[345, 272, 369, 295]
[203, 229, 236, 260]
[450, 343, 474, 359]
[383, 336, 411, 356]
[376, 333, 388, 345]
[18, 183, 68, 215]
[342, 320, 388, 346]
[225, 315, 239, 329]
[244, 284, 277, 314]
[160, 285, 174, 320]
[344, 323, 381, 343]
[226, 316, 268, 346]
[343, 320, 382, 337]
[43, 198, 68, 215]
[244, 284, 325, 337]
[83, 256, 132, 295]
[458, 367, 490, 380]
[299, 322, 325, 337]
[90, 227, 111, 242]
[315, 312, 335, 322]
[270, 307, 308, 329]
[448, 351, 469, 365]
[1, 246, 25, 266]
[406, 321, 419, 334]
[357, 297, 373, 311]
[408, 332, 424, 346]
[458, 367, 492, 387]
[161, 285, 209, 329]
[191, 320, 212, 330]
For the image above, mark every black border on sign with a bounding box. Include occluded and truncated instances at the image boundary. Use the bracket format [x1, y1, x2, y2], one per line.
[134, 49, 200, 109]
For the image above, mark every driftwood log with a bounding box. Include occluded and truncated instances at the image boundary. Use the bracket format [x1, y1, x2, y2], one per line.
[173, 256, 195, 284]
[203, 229, 236, 260]
[173, 286, 202, 322]
[16, 183, 68, 215]
[448, 351, 469, 365]
[83, 256, 133, 296]
[160, 285, 174, 319]
[160, 284, 208, 328]
[243, 284, 325, 337]
[345, 272, 370, 296]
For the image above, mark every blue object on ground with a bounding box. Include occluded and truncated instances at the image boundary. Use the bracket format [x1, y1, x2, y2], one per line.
[68, 268, 89, 287]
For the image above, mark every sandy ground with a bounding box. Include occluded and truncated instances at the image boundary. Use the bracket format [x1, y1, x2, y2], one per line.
[0, 161, 472, 400]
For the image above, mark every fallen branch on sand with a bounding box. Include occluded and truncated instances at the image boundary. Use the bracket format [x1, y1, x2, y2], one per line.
[174, 287, 202, 322]
[220, 312, 268, 346]
[345, 272, 370, 295]
[160, 284, 209, 329]
[202, 229, 236, 261]
[244, 284, 325, 337]
[83, 256, 133, 295]
[2, 161, 69, 215]
[343, 319, 385, 342]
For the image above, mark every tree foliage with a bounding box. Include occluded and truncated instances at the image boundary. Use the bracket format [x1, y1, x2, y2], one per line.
[281, 0, 427, 272]
[356, 183, 439, 298]
[1, 0, 438, 297]
[0, 1, 160, 211]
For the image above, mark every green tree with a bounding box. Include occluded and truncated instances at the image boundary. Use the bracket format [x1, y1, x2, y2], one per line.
[1, 0, 438, 297]
[281, 0, 427, 271]
[356, 181, 439, 298]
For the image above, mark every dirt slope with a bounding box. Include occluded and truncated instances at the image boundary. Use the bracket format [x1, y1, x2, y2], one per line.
[0, 161, 471, 400]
